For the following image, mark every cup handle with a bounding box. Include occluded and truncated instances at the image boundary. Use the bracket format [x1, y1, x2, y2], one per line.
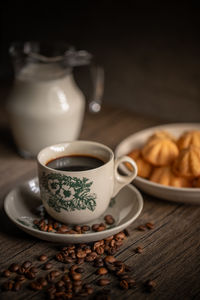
[112, 156, 138, 197]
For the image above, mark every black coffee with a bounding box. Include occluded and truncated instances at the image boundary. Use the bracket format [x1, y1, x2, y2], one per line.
[46, 155, 104, 171]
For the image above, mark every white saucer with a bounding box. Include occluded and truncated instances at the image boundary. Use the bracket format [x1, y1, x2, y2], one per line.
[115, 123, 200, 204]
[4, 178, 143, 243]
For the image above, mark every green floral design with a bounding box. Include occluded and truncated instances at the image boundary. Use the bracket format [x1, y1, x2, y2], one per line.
[40, 172, 97, 213]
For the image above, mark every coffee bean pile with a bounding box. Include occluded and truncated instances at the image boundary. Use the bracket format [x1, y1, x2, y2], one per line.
[1, 220, 156, 299]
[33, 214, 115, 234]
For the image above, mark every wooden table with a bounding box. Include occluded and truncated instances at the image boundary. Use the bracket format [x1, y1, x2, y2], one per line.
[0, 105, 200, 300]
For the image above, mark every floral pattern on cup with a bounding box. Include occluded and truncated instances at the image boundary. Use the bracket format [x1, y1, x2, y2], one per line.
[40, 172, 97, 213]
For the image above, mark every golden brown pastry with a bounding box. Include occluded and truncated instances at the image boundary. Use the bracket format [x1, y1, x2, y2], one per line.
[177, 130, 200, 150]
[148, 130, 176, 142]
[141, 138, 179, 166]
[149, 166, 192, 188]
[127, 149, 152, 178]
[173, 145, 200, 178]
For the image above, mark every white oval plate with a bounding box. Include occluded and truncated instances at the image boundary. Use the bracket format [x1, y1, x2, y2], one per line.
[115, 123, 200, 205]
[4, 177, 143, 243]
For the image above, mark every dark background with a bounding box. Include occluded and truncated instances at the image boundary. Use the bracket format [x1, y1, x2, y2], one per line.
[1, 3, 200, 121]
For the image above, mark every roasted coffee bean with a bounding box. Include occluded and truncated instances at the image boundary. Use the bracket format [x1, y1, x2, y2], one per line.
[2, 269, 11, 277]
[22, 261, 32, 269]
[96, 223, 106, 232]
[17, 266, 26, 275]
[96, 246, 105, 255]
[44, 262, 53, 270]
[146, 222, 154, 230]
[135, 246, 143, 253]
[104, 215, 115, 225]
[76, 258, 85, 265]
[13, 281, 22, 291]
[120, 279, 129, 289]
[71, 272, 81, 281]
[26, 270, 36, 280]
[74, 225, 81, 232]
[115, 264, 125, 275]
[76, 249, 87, 258]
[104, 256, 116, 264]
[37, 277, 48, 287]
[62, 274, 71, 283]
[97, 267, 108, 275]
[9, 263, 20, 272]
[94, 257, 104, 267]
[39, 254, 48, 261]
[15, 275, 26, 282]
[65, 257, 74, 264]
[92, 224, 100, 231]
[127, 277, 136, 287]
[29, 281, 42, 291]
[56, 280, 65, 288]
[97, 278, 111, 286]
[70, 264, 78, 273]
[114, 232, 126, 240]
[2, 280, 14, 291]
[137, 225, 146, 231]
[145, 279, 156, 292]
[85, 252, 98, 262]
[76, 267, 84, 273]
[85, 287, 94, 295]
[81, 225, 90, 231]
[29, 267, 38, 273]
[57, 225, 69, 233]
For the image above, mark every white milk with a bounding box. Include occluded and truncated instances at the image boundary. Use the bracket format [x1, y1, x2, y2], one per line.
[7, 63, 85, 157]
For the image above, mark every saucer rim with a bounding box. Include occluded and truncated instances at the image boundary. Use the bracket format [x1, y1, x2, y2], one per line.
[4, 177, 143, 242]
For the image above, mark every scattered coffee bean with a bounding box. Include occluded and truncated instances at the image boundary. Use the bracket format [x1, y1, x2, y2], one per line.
[26, 270, 36, 280]
[81, 225, 90, 232]
[22, 261, 32, 269]
[104, 256, 116, 264]
[29, 281, 42, 291]
[97, 267, 108, 275]
[97, 278, 111, 286]
[146, 222, 155, 230]
[120, 279, 129, 289]
[37, 277, 48, 287]
[135, 246, 143, 254]
[29, 267, 38, 273]
[57, 225, 69, 233]
[44, 263, 53, 270]
[104, 215, 115, 225]
[15, 275, 26, 282]
[2, 269, 11, 277]
[137, 225, 146, 231]
[17, 266, 26, 275]
[9, 263, 20, 272]
[39, 254, 48, 262]
[145, 279, 156, 292]
[92, 224, 100, 231]
[71, 272, 81, 281]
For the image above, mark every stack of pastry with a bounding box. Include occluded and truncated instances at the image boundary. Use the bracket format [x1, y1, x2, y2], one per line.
[127, 130, 200, 188]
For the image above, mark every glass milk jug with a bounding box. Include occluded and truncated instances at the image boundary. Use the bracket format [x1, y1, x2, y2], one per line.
[7, 42, 104, 158]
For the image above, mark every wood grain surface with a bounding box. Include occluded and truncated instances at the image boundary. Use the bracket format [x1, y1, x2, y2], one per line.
[0, 105, 200, 300]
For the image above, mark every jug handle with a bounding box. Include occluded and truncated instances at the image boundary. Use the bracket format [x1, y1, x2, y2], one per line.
[89, 65, 104, 113]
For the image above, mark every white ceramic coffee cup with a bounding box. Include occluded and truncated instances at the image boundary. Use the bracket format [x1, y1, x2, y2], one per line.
[37, 141, 137, 224]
